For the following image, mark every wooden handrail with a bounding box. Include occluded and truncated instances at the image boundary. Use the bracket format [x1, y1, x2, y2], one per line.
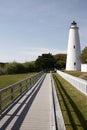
[0, 71, 43, 114]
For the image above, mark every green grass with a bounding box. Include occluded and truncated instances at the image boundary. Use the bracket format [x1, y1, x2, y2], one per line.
[53, 73, 87, 130]
[64, 71, 87, 80]
[0, 73, 35, 90]
[64, 71, 85, 76]
[0, 73, 37, 111]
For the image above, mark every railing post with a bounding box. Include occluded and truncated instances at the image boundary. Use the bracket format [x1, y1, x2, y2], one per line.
[20, 83, 22, 94]
[30, 78, 31, 86]
[26, 80, 28, 89]
[11, 87, 14, 100]
[33, 76, 35, 84]
[0, 91, 2, 113]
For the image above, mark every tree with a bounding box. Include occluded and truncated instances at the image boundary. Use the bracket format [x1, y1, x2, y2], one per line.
[5, 62, 25, 74]
[54, 54, 66, 70]
[35, 53, 55, 71]
[0, 63, 5, 75]
[80, 47, 87, 63]
[24, 61, 35, 72]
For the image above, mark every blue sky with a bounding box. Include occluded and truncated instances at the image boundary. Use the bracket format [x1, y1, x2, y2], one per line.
[0, 0, 87, 62]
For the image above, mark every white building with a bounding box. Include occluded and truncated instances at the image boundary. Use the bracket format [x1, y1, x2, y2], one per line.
[81, 64, 87, 72]
[66, 21, 81, 71]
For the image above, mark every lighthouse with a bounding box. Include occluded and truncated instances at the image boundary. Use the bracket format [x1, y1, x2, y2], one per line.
[66, 21, 81, 71]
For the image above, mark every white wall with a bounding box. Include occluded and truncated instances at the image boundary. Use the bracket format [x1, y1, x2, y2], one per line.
[57, 70, 87, 95]
[81, 64, 87, 72]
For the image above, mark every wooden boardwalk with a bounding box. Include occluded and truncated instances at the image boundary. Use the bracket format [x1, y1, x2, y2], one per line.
[0, 74, 56, 130]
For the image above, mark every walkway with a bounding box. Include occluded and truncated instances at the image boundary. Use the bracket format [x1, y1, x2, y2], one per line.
[0, 74, 55, 130]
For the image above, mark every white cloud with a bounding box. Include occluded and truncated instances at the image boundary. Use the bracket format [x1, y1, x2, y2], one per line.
[0, 46, 66, 63]
[16, 46, 66, 62]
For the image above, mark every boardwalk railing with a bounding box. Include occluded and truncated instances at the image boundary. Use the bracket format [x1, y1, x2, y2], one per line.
[0, 71, 43, 114]
[57, 70, 87, 95]
[51, 73, 66, 130]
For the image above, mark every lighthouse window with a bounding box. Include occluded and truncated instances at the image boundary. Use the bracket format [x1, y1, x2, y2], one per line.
[74, 62, 76, 65]
[74, 45, 75, 48]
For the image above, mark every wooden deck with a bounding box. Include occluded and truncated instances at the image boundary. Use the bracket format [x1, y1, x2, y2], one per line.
[0, 74, 56, 130]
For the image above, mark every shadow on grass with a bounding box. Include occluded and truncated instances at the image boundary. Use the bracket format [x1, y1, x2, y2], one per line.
[54, 74, 87, 130]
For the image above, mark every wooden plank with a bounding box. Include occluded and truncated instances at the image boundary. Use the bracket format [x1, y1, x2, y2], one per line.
[0, 74, 55, 130]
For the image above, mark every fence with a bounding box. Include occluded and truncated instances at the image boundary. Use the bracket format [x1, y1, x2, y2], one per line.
[51, 73, 66, 130]
[57, 70, 87, 95]
[0, 72, 44, 114]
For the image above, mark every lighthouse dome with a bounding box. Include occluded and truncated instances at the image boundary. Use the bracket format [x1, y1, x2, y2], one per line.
[70, 20, 78, 29]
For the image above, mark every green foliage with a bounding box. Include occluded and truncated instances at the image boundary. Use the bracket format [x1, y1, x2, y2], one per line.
[0, 63, 5, 75]
[5, 62, 25, 74]
[0, 66, 3, 74]
[54, 54, 66, 70]
[80, 46, 87, 63]
[23, 61, 35, 72]
[35, 53, 55, 71]
[4, 61, 36, 74]
[0, 53, 67, 74]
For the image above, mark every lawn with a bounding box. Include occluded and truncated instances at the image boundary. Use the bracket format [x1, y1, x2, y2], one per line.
[53, 73, 87, 130]
[0, 73, 35, 90]
[64, 71, 87, 80]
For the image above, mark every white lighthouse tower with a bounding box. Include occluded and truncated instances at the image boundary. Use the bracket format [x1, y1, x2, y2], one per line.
[66, 21, 81, 71]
